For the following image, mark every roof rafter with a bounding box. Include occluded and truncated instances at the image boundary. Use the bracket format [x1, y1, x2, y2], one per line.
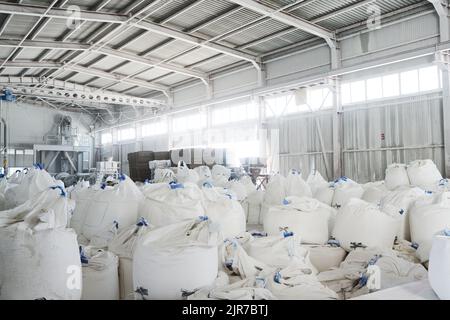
[0, 1, 260, 67]
[0, 38, 208, 82]
[226, 0, 335, 41]
[63, 64, 170, 97]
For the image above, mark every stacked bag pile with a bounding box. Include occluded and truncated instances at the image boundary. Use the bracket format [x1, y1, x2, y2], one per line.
[0, 167, 81, 299]
[1, 156, 449, 300]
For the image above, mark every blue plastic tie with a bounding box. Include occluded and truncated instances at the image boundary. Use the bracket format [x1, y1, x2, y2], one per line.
[359, 274, 368, 287]
[443, 229, 450, 237]
[282, 199, 290, 205]
[251, 231, 268, 237]
[113, 220, 119, 230]
[426, 191, 433, 195]
[136, 217, 149, 227]
[399, 209, 405, 215]
[368, 254, 381, 266]
[169, 182, 184, 189]
[327, 239, 341, 247]
[283, 231, 294, 238]
[198, 216, 209, 222]
[33, 163, 44, 170]
[50, 185, 66, 197]
[411, 242, 419, 250]
[119, 174, 126, 181]
[274, 271, 282, 284]
[439, 179, 448, 186]
[202, 181, 213, 188]
[79, 246, 89, 264]
[100, 182, 106, 190]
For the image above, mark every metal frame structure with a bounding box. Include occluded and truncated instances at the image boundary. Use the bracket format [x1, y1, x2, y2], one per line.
[0, 0, 437, 114]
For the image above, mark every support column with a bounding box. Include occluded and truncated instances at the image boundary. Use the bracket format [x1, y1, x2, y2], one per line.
[331, 77, 343, 179]
[428, 0, 449, 42]
[438, 52, 450, 177]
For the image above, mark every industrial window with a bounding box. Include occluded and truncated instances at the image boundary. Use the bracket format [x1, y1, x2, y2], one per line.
[265, 88, 334, 117]
[118, 128, 136, 142]
[7, 149, 15, 155]
[101, 133, 112, 145]
[142, 120, 167, 137]
[211, 102, 258, 126]
[419, 66, 440, 91]
[382, 74, 400, 98]
[400, 70, 419, 95]
[366, 77, 383, 100]
[342, 65, 441, 105]
[24, 149, 34, 156]
[172, 113, 207, 133]
[308, 88, 333, 110]
[265, 95, 296, 118]
[341, 81, 365, 104]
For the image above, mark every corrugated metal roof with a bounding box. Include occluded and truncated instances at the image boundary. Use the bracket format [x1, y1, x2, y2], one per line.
[0, 0, 433, 107]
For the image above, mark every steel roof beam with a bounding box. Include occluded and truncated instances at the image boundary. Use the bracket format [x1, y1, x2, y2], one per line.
[0, 39, 89, 50]
[0, 60, 61, 68]
[0, 1, 127, 23]
[63, 64, 170, 97]
[0, 1, 260, 67]
[0, 39, 208, 81]
[226, 0, 335, 41]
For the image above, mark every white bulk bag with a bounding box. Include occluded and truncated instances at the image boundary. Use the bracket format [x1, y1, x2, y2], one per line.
[410, 192, 450, 262]
[428, 232, 450, 300]
[361, 182, 389, 204]
[263, 174, 287, 206]
[239, 233, 315, 272]
[332, 199, 399, 252]
[202, 186, 246, 239]
[306, 170, 329, 196]
[71, 175, 143, 246]
[264, 196, 336, 245]
[4, 167, 56, 209]
[331, 177, 364, 209]
[81, 247, 119, 300]
[261, 174, 287, 222]
[108, 218, 152, 300]
[313, 184, 335, 206]
[385, 163, 410, 191]
[220, 238, 268, 279]
[153, 168, 175, 183]
[188, 276, 275, 300]
[141, 182, 205, 227]
[133, 218, 219, 300]
[0, 188, 81, 300]
[225, 180, 248, 201]
[243, 190, 264, 225]
[263, 265, 338, 300]
[285, 169, 312, 198]
[240, 175, 257, 194]
[211, 165, 231, 187]
[303, 245, 347, 273]
[193, 165, 212, 187]
[379, 187, 425, 241]
[176, 162, 199, 184]
[407, 159, 443, 190]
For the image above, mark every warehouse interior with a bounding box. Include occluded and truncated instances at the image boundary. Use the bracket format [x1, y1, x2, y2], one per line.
[0, 0, 450, 301]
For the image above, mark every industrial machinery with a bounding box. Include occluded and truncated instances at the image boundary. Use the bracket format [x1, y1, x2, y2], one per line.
[34, 114, 92, 175]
